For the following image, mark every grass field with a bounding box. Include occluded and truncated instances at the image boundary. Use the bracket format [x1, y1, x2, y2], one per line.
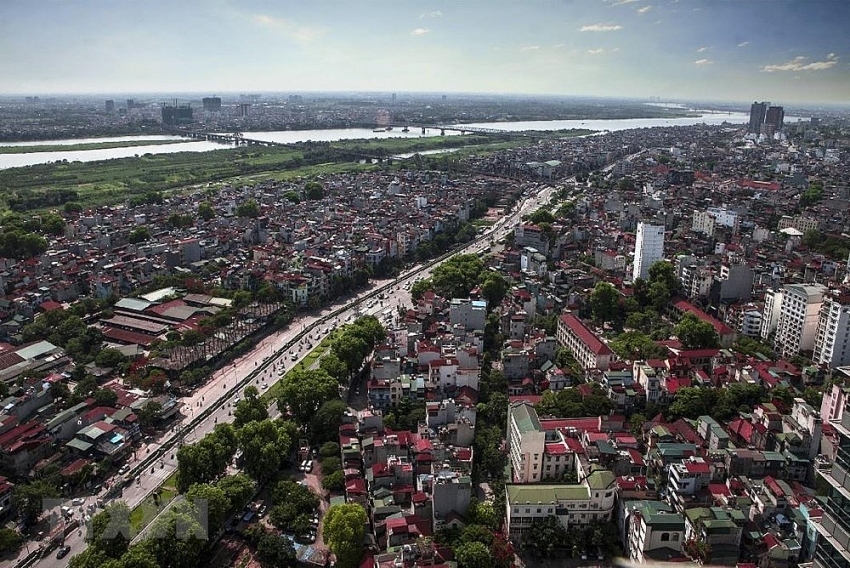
[0, 139, 187, 154]
[129, 470, 178, 533]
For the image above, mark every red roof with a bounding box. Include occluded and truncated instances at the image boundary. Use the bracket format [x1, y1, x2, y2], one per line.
[559, 314, 612, 355]
[672, 300, 735, 336]
[685, 461, 711, 474]
[545, 442, 569, 455]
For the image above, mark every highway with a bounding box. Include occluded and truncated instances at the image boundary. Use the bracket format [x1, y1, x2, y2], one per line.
[26, 179, 559, 568]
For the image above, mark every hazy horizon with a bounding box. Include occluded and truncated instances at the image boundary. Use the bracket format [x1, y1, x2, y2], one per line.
[2, 0, 849, 105]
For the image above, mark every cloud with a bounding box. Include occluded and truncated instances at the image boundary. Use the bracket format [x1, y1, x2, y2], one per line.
[612, 0, 639, 5]
[579, 23, 623, 32]
[419, 10, 442, 19]
[694, 59, 713, 65]
[588, 49, 605, 55]
[521, 45, 542, 52]
[762, 53, 838, 72]
[637, 6, 652, 13]
[697, 46, 708, 53]
[252, 14, 323, 42]
[737, 41, 749, 48]
[411, 28, 429, 36]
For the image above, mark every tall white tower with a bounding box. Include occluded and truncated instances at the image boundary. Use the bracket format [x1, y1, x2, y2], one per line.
[633, 222, 665, 281]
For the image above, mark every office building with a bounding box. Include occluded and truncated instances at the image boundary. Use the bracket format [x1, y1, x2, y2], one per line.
[765, 105, 785, 133]
[202, 97, 222, 112]
[633, 222, 665, 281]
[773, 284, 827, 359]
[749, 101, 768, 134]
[161, 104, 193, 126]
[105, 100, 115, 112]
[814, 290, 850, 368]
[811, 397, 850, 568]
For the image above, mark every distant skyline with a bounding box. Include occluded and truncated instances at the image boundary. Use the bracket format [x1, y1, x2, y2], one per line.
[2, 0, 849, 105]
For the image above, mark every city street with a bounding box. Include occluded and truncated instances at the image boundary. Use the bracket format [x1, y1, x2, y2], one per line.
[25, 182, 556, 568]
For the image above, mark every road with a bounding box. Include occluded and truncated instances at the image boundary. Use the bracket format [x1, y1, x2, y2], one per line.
[27, 180, 560, 568]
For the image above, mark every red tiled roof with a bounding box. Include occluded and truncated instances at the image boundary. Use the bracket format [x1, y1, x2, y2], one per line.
[559, 314, 612, 355]
[545, 442, 569, 455]
[672, 300, 735, 336]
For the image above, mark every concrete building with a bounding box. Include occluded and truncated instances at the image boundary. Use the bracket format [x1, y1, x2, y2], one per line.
[811, 395, 850, 568]
[505, 469, 617, 540]
[821, 382, 850, 422]
[774, 284, 827, 358]
[507, 401, 545, 483]
[633, 222, 665, 282]
[449, 298, 487, 332]
[556, 314, 613, 371]
[814, 290, 850, 368]
[761, 288, 785, 340]
[622, 500, 686, 564]
[749, 101, 768, 134]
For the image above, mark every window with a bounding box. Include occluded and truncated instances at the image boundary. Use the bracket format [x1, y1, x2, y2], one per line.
[537, 508, 542, 513]
[526, 508, 530, 514]
[661, 533, 669, 542]
[672, 533, 679, 542]
[513, 508, 519, 514]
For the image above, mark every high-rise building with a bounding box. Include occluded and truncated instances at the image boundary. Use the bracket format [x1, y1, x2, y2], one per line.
[633, 222, 665, 281]
[814, 289, 850, 368]
[202, 97, 221, 112]
[749, 101, 768, 134]
[161, 103, 193, 125]
[811, 397, 850, 568]
[105, 100, 115, 112]
[765, 105, 785, 134]
[773, 283, 826, 358]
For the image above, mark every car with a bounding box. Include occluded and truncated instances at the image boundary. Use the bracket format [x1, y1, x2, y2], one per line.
[72, 497, 85, 506]
[118, 465, 130, 475]
[258, 505, 268, 517]
[261, 383, 268, 390]
[56, 545, 71, 559]
[291, 353, 297, 361]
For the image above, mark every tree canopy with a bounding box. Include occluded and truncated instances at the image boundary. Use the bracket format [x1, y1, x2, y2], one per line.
[277, 369, 339, 427]
[430, 254, 485, 299]
[323, 503, 368, 568]
[674, 313, 720, 349]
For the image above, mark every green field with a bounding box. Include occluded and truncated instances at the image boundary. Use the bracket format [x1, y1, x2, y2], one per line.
[129, 470, 178, 533]
[0, 139, 187, 154]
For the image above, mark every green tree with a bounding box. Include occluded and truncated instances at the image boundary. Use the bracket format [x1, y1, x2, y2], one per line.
[216, 473, 256, 517]
[590, 281, 619, 325]
[237, 419, 294, 483]
[523, 516, 568, 557]
[309, 399, 348, 445]
[322, 470, 345, 491]
[455, 541, 492, 568]
[198, 201, 215, 221]
[668, 387, 715, 420]
[304, 181, 325, 200]
[410, 279, 432, 301]
[648, 260, 680, 294]
[278, 369, 340, 427]
[0, 527, 22, 553]
[175, 423, 237, 492]
[127, 227, 150, 244]
[319, 352, 348, 383]
[233, 386, 269, 428]
[136, 400, 163, 427]
[236, 199, 260, 218]
[87, 502, 132, 558]
[14, 479, 59, 526]
[480, 272, 509, 308]
[674, 313, 720, 349]
[95, 348, 128, 369]
[320, 442, 340, 458]
[186, 483, 229, 535]
[255, 527, 296, 568]
[430, 254, 485, 299]
[323, 503, 368, 568]
[93, 388, 118, 407]
[143, 501, 207, 568]
[609, 331, 667, 360]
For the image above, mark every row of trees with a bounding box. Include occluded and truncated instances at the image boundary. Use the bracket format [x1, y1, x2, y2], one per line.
[70, 474, 258, 568]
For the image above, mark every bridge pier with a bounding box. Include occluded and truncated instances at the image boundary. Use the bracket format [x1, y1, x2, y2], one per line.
[422, 127, 426, 134]
[440, 129, 445, 136]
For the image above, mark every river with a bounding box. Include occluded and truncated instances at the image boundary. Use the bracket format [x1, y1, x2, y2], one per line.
[0, 111, 803, 170]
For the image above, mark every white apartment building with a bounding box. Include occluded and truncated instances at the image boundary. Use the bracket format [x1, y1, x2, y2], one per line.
[739, 307, 763, 337]
[506, 402, 576, 484]
[761, 288, 784, 340]
[814, 290, 850, 368]
[633, 222, 665, 282]
[556, 314, 613, 371]
[505, 469, 617, 540]
[773, 284, 826, 358]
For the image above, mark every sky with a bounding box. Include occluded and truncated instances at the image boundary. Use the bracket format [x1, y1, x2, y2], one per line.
[1, 0, 849, 105]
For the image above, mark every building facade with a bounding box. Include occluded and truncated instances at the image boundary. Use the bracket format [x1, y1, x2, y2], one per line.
[633, 222, 665, 282]
[773, 284, 826, 358]
[812, 398, 850, 568]
[814, 290, 850, 368]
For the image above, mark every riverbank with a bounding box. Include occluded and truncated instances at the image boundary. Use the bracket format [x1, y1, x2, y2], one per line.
[0, 138, 191, 154]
